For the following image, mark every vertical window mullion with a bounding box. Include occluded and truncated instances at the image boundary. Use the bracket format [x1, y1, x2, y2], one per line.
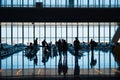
[82, 24, 84, 41]
[27, 0, 29, 7]
[44, 22, 46, 39]
[98, 0, 100, 7]
[77, 0, 78, 8]
[17, 23, 19, 70]
[88, 22, 89, 43]
[65, 0, 67, 7]
[61, 23, 62, 38]
[33, 0, 35, 7]
[87, 0, 90, 8]
[50, 0, 51, 7]
[88, 22, 90, 75]
[33, 23, 35, 41]
[28, 24, 30, 75]
[22, 0, 24, 7]
[66, 23, 68, 42]
[55, 0, 57, 7]
[98, 22, 100, 43]
[19, 0, 21, 7]
[98, 49, 101, 74]
[22, 22, 24, 75]
[109, 22, 111, 43]
[11, 23, 13, 76]
[33, 22, 35, 75]
[39, 23, 41, 68]
[109, 0, 111, 7]
[50, 23, 51, 42]
[109, 50, 111, 75]
[117, 0, 119, 8]
[17, 0, 18, 7]
[55, 22, 57, 75]
[93, 23, 94, 39]
[28, 24, 29, 43]
[6, 24, 7, 43]
[77, 22, 78, 37]
[104, 23, 105, 42]
[4, 0, 6, 7]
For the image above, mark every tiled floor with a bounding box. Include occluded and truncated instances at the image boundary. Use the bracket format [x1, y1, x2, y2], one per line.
[1, 68, 120, 76]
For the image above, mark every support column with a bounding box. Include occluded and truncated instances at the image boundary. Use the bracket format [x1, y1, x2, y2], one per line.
[87, 22, 89, 43]
[112, 23, 120, 43]
[32, 22, 35, 75]
[109, 22, 111, 43]
[22, 22, 24, 76]
[11, 0, 13, 7]
[11, 23, 13, 76]
[55, 22, 57, 75]
[69, 0, 74, 7]
[98, 22, 100, 43]
[77, 22, 78, 38]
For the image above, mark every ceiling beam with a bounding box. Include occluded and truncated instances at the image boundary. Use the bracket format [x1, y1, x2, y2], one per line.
[0, 8, 120, 22]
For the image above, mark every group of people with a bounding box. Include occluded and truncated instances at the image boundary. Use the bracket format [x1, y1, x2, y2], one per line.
[56, 39, 68, 76]
[25, 37, 98, 75]
[41, 39, 58, 65]
[25, 38, 39, 65]
[41, 39, 50, 65]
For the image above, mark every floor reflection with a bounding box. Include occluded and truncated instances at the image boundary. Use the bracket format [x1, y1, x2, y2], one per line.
[1, 42, 120, 76]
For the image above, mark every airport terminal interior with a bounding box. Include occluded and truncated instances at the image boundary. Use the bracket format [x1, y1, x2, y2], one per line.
[0, 0, 120, 80]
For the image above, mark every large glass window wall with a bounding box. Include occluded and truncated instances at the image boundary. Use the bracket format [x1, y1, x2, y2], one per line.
[0, 0, 120, 8]
[0, 22, 120, 76]
[1, 22, 119, 45]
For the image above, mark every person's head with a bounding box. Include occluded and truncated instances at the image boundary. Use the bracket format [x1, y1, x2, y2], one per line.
[30, 42, 32, 46]
[75, 37, 78, 40]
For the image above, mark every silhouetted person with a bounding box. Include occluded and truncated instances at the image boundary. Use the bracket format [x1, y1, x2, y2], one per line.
[113, 43, 120, 67]
[74, 63, 80, 76]
[25, 42, 34, 58]
[34, 55, 38, 65]
[63, 39, 67, 56]
[48, 42, 52, 57]
[42, 39, 49, 66]
[90, 39, 97, 68]
[90, 53, 97, 68]
[90, 39, 97, 54]
[53, 46, 58, 57]
[34, 38, 38, 46]
[57, 39, 63, 60]
[58, 58, 63, 75]
[74, 37, 80, 56]
[42, 39, 48, 47]
[90, 39, 94, 54]
[74, 52, 80, 76]
[62, 56, 68, 76]
[29, 42, 34, 50]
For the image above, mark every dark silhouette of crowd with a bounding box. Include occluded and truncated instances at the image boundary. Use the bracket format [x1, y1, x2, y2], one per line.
[24, 38, 39, 65]
[24, 37, 98, 76]
[56, 39, 68, 76]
